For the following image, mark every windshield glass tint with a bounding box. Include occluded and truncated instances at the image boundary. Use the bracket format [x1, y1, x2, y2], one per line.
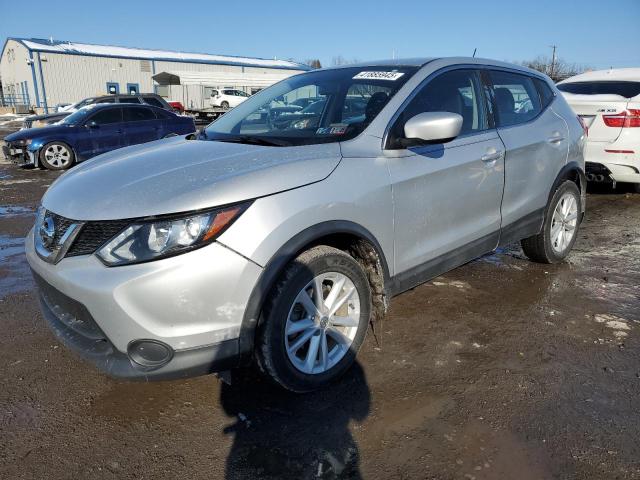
[60, 105, 100, 124]
[558, 81, 640, 98]
[204, 66, 418, 146]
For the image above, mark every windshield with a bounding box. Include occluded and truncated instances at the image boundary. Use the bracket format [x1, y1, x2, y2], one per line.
[558, 81, 640, 99]
[204, 66, 418, 146]
[59, 104, 101, 125]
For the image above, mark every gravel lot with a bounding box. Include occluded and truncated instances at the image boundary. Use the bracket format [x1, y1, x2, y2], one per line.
[1, 144, 640, 479]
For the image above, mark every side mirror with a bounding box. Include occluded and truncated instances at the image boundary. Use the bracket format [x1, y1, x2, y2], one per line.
[86, 121, 99, 129]
[403, 112, 463, 145]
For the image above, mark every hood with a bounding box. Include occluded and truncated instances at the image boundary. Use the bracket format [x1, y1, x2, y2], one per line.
[5, 124, 73, 142]
[42, 137, 342, 220]
[25, 112, 69, 122]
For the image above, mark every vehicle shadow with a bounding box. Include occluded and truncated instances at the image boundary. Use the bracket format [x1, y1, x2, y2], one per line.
[220, 362, 370, 479]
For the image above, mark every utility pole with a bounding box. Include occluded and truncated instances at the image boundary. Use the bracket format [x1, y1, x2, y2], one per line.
[549, 45, 557, 80]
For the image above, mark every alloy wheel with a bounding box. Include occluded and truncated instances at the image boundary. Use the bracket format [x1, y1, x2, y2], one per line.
[44, 144, 72, 168]
[285, 272, 361, 375]
[550, 192, 578, 254]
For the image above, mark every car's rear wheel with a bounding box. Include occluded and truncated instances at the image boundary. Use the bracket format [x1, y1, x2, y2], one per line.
[220, 101, 230, 109]
[521, 180, 581, 263]
[40, 142, 75, 170]
[256, 246, 371, 393]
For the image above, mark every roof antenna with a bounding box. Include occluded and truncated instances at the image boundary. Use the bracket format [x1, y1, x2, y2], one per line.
[472, 48, 477, 58]
[49, 36, 54, 44]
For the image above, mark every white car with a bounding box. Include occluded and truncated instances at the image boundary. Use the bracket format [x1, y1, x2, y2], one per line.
[210, 89, 250, 109]
[558, 68, 640, 190]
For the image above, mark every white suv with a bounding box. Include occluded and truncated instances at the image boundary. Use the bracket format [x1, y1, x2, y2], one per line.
[558, 68, 640, 190]
[210, 89, 250, 109]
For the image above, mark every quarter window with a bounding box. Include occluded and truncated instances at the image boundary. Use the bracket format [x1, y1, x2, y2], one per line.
[489, 71, 542, 127]
[143, 96, 165, 108]
[389, 69, 488, 147]
[534, 78, 555, 109]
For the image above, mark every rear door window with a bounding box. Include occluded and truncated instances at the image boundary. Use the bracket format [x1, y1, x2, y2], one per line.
[88, 108, 122, 125]
[118, 96, 142, 104]
[557, 81, 640, 98]
[124, 107, 157, 122]
[488, 71, 542, 127]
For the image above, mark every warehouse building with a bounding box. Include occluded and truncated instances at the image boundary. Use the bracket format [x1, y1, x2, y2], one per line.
[0, 37, 309, 113]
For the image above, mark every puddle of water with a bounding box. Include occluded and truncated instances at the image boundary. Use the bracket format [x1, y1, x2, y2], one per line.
[0, 205, 34, 216]
[0, 235, 32, 298]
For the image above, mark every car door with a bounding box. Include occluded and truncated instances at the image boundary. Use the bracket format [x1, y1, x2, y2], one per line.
[486, 69, 569, 237]
[122, 106, 162, 146]
[84, 107, 124, 158]
[385, 68, 505, 279]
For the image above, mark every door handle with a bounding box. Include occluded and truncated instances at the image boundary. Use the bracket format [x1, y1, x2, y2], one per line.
[547, 133, 565, 144]
[481, 149, 503, 163]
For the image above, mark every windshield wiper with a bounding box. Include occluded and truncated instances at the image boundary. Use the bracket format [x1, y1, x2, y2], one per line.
[214, 135, 289, 147]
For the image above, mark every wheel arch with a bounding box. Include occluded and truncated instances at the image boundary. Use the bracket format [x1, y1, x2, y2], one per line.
[548, 161, 586, 216]
[237, 220, 391, 361]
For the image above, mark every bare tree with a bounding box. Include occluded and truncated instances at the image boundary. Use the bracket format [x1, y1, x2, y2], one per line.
[332, 55, 360, 66]
[521, 55, 591, 82]
[305, 59, 322, 69]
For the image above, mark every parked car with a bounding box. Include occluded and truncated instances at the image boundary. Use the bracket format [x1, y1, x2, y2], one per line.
[167, 100, 185, 113]
[210, 89, 251, 109]
[26, 58, 585, 392]
[22, 93, 173, 129]
[558, 68, 640, 190]
[4, 103, 195, 170]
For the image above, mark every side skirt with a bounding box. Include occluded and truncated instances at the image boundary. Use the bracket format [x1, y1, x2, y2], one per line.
[497, 208, 544, 247]
[388, 231, 500, 297]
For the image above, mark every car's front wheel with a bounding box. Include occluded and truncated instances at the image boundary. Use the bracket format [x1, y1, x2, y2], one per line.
[220, 101, 230, 109]
[521, 180, 582, 263]
[256, 246, 371, 393]
[39, 142, 75, 170]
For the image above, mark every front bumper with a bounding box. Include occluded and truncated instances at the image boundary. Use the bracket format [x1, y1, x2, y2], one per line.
[2, 142, 35, 166]
[26, 228, 263, 379]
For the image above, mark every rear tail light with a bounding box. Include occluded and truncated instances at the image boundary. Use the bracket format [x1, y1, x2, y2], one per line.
[577, 115, 588, 136]
[603, 109, 640, 128]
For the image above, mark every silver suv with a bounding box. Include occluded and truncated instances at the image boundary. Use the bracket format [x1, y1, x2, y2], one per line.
[27, 58, 585, 392]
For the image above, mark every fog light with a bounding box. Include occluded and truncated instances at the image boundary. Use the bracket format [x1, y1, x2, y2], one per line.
[127, 340, 174, 368]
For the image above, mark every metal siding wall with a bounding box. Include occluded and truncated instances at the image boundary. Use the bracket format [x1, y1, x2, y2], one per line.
[1, 46, 307, 109]
[0, 40, 37, 106]
[38, 53, 156, 105]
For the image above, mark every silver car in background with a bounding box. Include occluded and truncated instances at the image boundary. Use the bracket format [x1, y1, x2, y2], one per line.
[26, 58, 585, 392]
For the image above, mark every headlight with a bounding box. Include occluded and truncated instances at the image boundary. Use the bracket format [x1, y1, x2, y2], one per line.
[14, 138, 32, 146]
[96, 203, 250, 266]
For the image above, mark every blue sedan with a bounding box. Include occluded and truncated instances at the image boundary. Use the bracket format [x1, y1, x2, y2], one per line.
[2, 103, 196, 170]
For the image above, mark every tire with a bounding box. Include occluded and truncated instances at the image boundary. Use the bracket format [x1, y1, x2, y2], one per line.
[39, 142, 75, 170]
[256, 246, 372, 393]
[521, 180, 582, 264]
[220, 101, 230, 109]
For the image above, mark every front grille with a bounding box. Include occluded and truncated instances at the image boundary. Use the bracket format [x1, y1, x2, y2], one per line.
[46, 212, 74, 253]
[42, 210, 129, 258]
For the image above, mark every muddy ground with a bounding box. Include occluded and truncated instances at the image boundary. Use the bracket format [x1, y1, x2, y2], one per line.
[1, 148, 639, 479]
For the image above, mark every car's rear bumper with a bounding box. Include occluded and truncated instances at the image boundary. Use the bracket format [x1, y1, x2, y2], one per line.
[585, 140, 640, 184]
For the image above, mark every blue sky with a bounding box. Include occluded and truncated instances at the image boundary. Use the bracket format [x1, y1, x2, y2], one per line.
[1, 0, 638, 69]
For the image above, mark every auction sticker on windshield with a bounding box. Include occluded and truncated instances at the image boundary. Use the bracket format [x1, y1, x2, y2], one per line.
[353, 71, 405, 81]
